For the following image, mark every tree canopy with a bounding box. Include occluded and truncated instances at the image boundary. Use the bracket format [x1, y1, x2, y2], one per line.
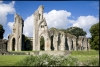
[89, 22, 99, 50]
[58, 27, 87, 38]
[22, 34, 32, 51]
[0, 24, 5, 39]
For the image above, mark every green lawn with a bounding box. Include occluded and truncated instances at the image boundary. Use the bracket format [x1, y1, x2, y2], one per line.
[0, 55, 28, 66]
[70, 55, 99, 62]
[0, 50, 99, 66]
[70, 50, 99, 62]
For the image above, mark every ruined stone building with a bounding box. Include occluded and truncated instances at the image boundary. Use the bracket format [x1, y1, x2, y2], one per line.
[0, 39, 8, 54]
[33, 5, 51, 51]
[32, 5, 90, 51]
[7, 14, 24, 51]
[7, 5, 90, 51]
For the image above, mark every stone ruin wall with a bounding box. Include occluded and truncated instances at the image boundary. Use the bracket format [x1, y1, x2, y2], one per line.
[0, 39, 8, 54]
[32, 5, 90, 51]
[6, 5, 90, 52]
[7, 14, 24, 51]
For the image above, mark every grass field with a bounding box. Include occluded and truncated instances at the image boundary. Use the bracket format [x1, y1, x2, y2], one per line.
[0, 50, 99, 66]
[71, 55, 99, 62]
[70, 50, 99, 62]
[0, 55, 28, 66]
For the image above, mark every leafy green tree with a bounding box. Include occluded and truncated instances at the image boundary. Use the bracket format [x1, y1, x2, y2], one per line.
[0, 24, 5, 39]
[50, 27, 86, 38]
[66, 27, 87, 38]
[89, 22, 99, 50]
[50, 27, 58, 31]
[22, 34, 32, 51]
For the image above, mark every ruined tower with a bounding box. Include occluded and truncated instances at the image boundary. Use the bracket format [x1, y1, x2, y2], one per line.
[33, 5, 51, 51]
[7, 14, 24, 51]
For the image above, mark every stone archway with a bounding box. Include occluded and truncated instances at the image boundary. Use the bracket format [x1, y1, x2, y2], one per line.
[12, 38, 15, 51]
[40, 36, 45, 50]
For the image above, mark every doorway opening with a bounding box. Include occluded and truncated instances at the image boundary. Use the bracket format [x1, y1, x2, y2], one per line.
[12, 38, 15, 51]
[40, 36, 45, 50]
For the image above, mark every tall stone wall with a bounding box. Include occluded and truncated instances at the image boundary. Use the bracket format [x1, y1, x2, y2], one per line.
[59, 31, 65, 50]
[7, 14, 24, 51]
[65, 33, 77, 51]
[6, 5, 90, 51]
[77, 36, 89, 50]
[33, 5, 51, 51]
[0, 39, 8, 54]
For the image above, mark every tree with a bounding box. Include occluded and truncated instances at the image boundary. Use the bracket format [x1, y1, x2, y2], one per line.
[50, 27, 86, 38]
[65, 27, 87, 38]
[0, 24, 5, 39]
[50, 27, 58, 31]
[89, 22, 99, 50]
[40, 36, 45, 50]
[22, 34, 32, 51]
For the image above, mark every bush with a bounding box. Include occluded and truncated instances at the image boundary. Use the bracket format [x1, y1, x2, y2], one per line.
[15, 54, 79, 66]
[15, 54, 99, 66]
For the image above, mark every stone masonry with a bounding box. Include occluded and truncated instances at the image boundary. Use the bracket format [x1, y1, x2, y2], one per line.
[7, 5, 90, 51]
[7, 14, 24, 51]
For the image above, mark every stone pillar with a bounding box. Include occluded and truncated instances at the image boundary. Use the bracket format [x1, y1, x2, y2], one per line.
[60, 32, 65, 50]
[67, 37, 72, 51]
[83, 37, 88, 51]
[87, 39, 91, 50]
[15, 14, 19, 51]
[78, 36, 83, 50]
[53, 33, 58, 50]
[72, 36, 77, 51]
[18, 18, 24, 51]
[7, 36, 10, 51]
[33, 14, 36, 51]
[45, 36, 51, 51]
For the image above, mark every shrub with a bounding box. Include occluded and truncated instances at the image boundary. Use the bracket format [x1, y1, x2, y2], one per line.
[15, 54, 79, 66]
[15, 54, 99, 66]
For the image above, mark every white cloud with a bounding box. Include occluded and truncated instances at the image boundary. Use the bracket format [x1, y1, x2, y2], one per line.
[86, 33, 91, 38]
[0, 1, 15, 25]
[8, 22, 14, 31]
[23, 15, 33, 37]
[73, 15, 99, 37]
[23, 10, 71, 37]
[7, 8, 98, 38]
[23, 9, 99, 38]
[44, 10, 71, 29]
[0, 1, 3, 3]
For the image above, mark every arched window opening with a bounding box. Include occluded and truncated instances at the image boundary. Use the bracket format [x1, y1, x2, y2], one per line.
[51, 35, 54, 50]
[40, 36, 45, 50]
[12, 38, 15, 51]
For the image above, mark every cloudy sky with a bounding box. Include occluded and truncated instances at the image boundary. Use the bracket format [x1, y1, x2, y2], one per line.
[0, 1, 99, 39]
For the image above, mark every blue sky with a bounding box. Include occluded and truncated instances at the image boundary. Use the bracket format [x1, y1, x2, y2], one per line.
[0, 1, 99, 39]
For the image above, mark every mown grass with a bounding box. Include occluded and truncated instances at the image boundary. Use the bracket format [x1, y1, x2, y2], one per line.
[0, 55, 28, 66]
[70, 55, 99, 62]
[70, 50, 99, 55]
[0, 50, 99, 66]
[70, 50, 99, 62]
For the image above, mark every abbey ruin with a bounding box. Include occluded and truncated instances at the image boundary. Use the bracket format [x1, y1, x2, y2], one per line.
[5, 5, 90, 52]
[32, 5, 90, 51]
[7, 14, 24, 51]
